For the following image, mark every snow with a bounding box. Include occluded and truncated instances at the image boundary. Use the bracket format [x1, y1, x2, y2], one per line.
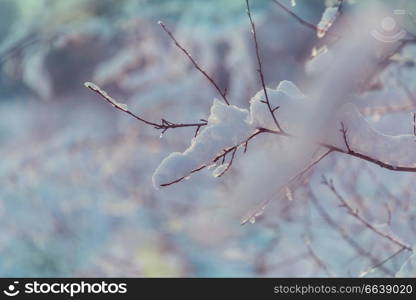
[152, 99, 253, 187]
[154, 79, 416, 188]
[317, 7, 338, 38]
[250, 80, 309, 133]
[326, 103, 416, 168]
[153, 81, 312, 187]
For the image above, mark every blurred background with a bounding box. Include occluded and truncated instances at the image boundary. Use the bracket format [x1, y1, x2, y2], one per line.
[1, 0, 416, 277]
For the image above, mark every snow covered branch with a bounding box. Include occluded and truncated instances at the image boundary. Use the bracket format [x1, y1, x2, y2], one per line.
[86, 75, 416, 189]
[85, 3, 416, 236]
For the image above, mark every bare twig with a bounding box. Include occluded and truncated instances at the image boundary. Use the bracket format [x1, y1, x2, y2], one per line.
[216, 147, 238, 178]
[254, 233, 280, 274]
[340, 121, 351, 152]
[246, 0, 282, 132]
[360, 247, 407, 277]
[304, 237, 334, 277]
[271, 0, 320, 32]
[241, 148, 333, 225]
[158, 21, 229, 105]
[322, 176, 412, 252]
[384, 202, 392, 226]
[361, 40, 410, 92]
[413, 112, 416, 136]
[85, 82, 207, 135]
[0, 33, 40, 66]
[337, 0, 345, 14]
[397, 76, 416, 104]
[308, 188, 394, 276]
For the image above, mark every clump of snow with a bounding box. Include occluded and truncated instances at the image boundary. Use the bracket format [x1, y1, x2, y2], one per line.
[317, 7, 338, 38]
[153, 80, 312, 187]
[153, 76, 416, 188]
[152, 99, 253, 187]
[325, 103, 416, 168]
[250, 80, 308, 132]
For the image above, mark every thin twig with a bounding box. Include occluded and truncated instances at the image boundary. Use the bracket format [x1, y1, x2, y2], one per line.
[304, 237, 334, 277]
[340, 121, 351, 152]
[246, 0, 282, 132]
[413, 112, 416, 136]
[322, 176, 412, 252]
[241, 148, 333, 225]
[217, 147, 238, 178]
[263, 128, 416, 173]
[0, 33, 40, 66]
[271, 0, 320, 32]
[85, 82, 207, 134]
[360, 246, 407, 277]
[337, 0, 345, 14]
[158, 21, 229, 105]
[308, 188, 394, 276]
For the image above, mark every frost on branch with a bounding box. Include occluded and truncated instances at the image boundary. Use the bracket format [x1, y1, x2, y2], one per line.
[84, 82, 129, 111]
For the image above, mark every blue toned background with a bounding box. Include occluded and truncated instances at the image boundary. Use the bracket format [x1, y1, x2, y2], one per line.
[1, 0, 415, 277]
